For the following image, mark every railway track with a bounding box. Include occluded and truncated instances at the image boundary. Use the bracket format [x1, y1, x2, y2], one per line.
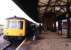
[1, 38, 32, 50]
[2, 40, 25, 50]
[3, 42, 20, 50]
[2, 39, 28, 50]
[3, 43, 23, 50]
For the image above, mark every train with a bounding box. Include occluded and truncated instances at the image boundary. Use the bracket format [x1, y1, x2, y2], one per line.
[4, 16, 39, 44]
[3, 0, 41, 44]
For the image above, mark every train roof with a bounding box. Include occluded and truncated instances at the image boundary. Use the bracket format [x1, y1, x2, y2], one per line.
[7, 16, 25, 20]
[6, 16, 34, 23]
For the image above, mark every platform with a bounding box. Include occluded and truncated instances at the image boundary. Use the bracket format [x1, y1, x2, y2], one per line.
[16, 31, 71, 50]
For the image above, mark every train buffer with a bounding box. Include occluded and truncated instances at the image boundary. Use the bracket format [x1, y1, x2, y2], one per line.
[0, 35, 11, 50]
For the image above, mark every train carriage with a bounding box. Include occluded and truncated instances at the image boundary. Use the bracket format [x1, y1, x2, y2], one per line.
[4, 16, 40, 44]
[4, 16, 27, 43]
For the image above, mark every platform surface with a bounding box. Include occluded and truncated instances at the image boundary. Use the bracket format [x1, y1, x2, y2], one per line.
[17, 31, 71, 50]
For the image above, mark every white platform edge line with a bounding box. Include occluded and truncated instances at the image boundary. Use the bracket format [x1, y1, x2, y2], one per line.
[16, 39, 26, 50]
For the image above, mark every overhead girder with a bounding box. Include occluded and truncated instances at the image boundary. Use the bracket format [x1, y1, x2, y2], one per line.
[38, 0, 71, 32]
[38, 0, 71, 19]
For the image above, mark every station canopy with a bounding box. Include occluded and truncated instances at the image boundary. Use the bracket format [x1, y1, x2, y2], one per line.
[12, 0, 40, 23]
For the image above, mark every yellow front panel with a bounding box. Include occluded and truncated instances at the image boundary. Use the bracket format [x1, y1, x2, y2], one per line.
[4, 19, 26, 36]
[4, 28, 25, 36]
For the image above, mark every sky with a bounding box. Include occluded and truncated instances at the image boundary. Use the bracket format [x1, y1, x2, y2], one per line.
[0, 0, 40, 27]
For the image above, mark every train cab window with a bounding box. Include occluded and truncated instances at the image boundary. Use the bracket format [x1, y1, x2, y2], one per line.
[18, 21, 23, 29]
[8, 21, 17, 28]
[8, 20, 23, 29]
